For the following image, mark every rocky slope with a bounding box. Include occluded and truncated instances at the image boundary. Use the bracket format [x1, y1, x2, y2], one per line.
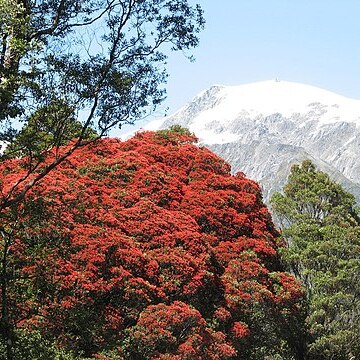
[140, 80, 360, 202]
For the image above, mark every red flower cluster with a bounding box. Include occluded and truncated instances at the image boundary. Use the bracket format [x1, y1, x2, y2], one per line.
[1, 128, 304, 358]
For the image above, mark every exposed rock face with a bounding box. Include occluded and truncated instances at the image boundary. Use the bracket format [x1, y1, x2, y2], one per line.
[143, 80, 360, 203]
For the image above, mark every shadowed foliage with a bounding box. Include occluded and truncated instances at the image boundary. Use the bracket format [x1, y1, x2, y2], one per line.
[271, 160, 360, 360]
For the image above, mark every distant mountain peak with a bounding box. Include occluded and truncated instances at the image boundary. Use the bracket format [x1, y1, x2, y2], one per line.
[185, 80, 360, 129]
[140, 81, 360, 203]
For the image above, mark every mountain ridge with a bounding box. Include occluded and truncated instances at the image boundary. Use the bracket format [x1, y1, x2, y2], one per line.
[138, 80, 360, 202]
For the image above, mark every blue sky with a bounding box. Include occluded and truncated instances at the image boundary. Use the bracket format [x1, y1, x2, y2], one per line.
[120, 0, 360, 132]
[159, 1, 360, 113]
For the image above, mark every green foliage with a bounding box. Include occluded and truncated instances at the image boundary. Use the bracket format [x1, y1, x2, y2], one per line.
[156, 125, 193, 137]
[271, 160, 360, 359]
[0, 329, 78, 360]
[4, 100, 98, 159]
[154, 125, 196, 144]
[0, 0, 204, 132]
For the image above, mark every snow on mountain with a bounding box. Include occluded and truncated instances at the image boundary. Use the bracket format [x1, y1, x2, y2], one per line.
[141, 80, 360, 203]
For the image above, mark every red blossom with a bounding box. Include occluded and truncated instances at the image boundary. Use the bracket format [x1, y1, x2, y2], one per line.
[0, 129, 304, 357]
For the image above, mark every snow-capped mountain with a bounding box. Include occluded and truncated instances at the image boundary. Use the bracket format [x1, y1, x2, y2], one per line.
[142, 80, 360, 203]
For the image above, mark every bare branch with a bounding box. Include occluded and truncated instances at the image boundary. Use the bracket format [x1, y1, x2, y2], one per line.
[30, 0, 118, 40]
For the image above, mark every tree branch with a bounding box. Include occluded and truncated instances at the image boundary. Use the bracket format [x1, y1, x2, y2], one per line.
[30, 0, 117, 40]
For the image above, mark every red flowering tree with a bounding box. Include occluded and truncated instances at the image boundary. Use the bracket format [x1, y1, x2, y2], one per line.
[0, 127, 305, 359]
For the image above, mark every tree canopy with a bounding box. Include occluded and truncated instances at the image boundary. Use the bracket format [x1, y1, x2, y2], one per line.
[0, 127, 305, 359]
[0, 0, 204, 209]
[271, 160, 360, 359]
[1, 3, 204, 357]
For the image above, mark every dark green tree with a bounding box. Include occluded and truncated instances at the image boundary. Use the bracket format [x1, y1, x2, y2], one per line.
[3, 99, 98, 159]
[271, 160, 360, 360]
